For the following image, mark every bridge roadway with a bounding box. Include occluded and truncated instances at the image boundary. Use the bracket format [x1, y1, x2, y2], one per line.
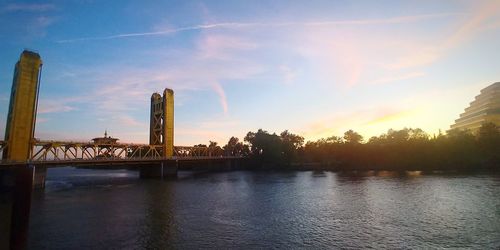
[0, 140, 244, 169]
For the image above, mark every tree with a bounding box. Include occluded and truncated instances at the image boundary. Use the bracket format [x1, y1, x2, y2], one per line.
[208, 141, 223, 156]
[443, 128, 478, 169]
[477, 122, 500, 166]
[280, 130, 304, 164]
[343, 130, 363, 144]
[477, 122, 500, 146]
[244, 129, 283, 165]
[209, 141, 218, 148]
[223, 137, 249, 156]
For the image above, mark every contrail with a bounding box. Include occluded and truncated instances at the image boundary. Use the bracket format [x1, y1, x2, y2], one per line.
[56, 13, 461, 43]
[57, 22, 262, 43]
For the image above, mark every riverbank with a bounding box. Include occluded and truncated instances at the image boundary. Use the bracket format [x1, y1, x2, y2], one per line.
[245, 161, 500, 173]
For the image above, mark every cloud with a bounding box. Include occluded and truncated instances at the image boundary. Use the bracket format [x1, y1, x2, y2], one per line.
[28, 16, 57, 36]
[117, 115, 147, 127]
[36, 117, 49, 123]
[299, 106, 419, 141]
[57, 22, 260, 43]
[41, 33, 261, 123]
[279, 65, 297, 85]
[364, 108, 418, 126]
[369, 72, 425, 85]
[443, 0, 500, 50]
[386, 0, 500, 69]
[211, 82, 228, 114]
[199, 119, 240, 129]
[175, 127, 224, 145]
[198, 34, 258, 60]
[38, 5, 494, 145]
[38, 99, 76, 114]
[3, 3, 56, 12]
[299, 81, 490, 141]
[0, 94, 8, 102]
[56, 12, 460, 43]
[35, 16, 56, 27]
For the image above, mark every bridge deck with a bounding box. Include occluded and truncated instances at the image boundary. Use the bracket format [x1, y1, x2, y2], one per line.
[0, 156, 244, 169]
[0, 140, 246, 169]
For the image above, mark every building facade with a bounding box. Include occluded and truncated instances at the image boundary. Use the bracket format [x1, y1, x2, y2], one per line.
[450, 82, 500, 133]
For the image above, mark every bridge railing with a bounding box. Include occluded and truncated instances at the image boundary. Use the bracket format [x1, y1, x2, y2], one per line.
[27, 141, 234, 162]
[0, 140, 245, 164]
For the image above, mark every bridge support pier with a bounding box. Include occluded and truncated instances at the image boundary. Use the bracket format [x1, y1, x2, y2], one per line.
[33, 166, 47, 189]
[139, 161, 178, 179]
[0, 166, 34, 250]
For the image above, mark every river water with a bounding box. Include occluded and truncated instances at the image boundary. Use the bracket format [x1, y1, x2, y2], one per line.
[28, 167, 500, 249]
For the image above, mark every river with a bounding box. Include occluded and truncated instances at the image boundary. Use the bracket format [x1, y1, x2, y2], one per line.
[28, 167, 500, 249]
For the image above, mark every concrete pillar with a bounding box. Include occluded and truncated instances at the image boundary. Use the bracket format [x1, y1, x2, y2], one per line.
[0, 166, 34, 250]
[139, 161, 177, 179]
[32, 166, 47, 189]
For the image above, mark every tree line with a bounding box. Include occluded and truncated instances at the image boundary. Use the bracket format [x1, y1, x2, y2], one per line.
[203, 122, 500, 171]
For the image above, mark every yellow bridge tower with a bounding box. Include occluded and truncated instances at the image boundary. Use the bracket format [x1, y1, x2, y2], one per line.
[3, 50, 42, 161]
[149, 88, 174, 157]
[1, 50, 42, 249]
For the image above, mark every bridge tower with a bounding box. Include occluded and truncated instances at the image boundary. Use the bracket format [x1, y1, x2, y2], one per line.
[149, 88, 174, 157]
[1, 50, 42, 249]
[3, 50, 42, 161]
[142, 88, 176, 178]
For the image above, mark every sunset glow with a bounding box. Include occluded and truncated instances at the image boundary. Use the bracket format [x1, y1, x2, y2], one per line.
[1, 0, 499, 145]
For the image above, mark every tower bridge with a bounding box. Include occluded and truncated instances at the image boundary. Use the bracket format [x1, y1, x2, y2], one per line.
[0, 50, 245, 249]
[0, 50, 243, 170]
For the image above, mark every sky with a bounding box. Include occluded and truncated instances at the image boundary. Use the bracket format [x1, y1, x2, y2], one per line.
[0, 0, 499, 146]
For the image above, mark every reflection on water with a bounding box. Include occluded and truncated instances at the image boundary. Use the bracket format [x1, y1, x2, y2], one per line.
[29, 167, 500, 249]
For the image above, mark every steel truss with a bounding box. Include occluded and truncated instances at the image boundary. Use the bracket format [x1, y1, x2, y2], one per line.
[0, 141, 5, 158]
[27, 141, 226, 162]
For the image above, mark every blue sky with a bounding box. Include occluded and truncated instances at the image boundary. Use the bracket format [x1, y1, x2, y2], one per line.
[0, 0, 499, 145]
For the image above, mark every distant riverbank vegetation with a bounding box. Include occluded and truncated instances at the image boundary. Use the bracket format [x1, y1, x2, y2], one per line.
[203, 122, 500, 171]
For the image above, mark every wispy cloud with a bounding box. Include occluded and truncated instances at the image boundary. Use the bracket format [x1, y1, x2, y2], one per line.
[444, 0, 500, 50]
[369, 72, 425, 85]
[117, 115, 147, 127]
[57, 22, 258, 43]
[300, 105, 421, 141]
[198, 34, 258, 60]
[279, 65, 297, 85]
[199, 119, 240, 129]
[38, 99, 76, 114]
[211, 82, 228, 114]
[39, 32, 262, 135]
[0, 94, 8, 102]
[386, 0, 500, 69]
[36, 117, 49, 123]
[56, 13, 460, 43]
[28, 16, 57, 37]
[364, 108, 418, 126]
[3, 3, 56, 12]
[300, 81, 490, 141]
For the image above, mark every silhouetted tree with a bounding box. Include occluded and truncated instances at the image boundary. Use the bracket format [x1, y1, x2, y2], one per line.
[343, 130, 363, 144]
[208, 141, 223, 156]
[280, 130, 304, 165]
[223, 137, 249, 156]
[477, 122, 500, 165]
[245, 129, 283, 166]
[225, 123, 500, 171]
